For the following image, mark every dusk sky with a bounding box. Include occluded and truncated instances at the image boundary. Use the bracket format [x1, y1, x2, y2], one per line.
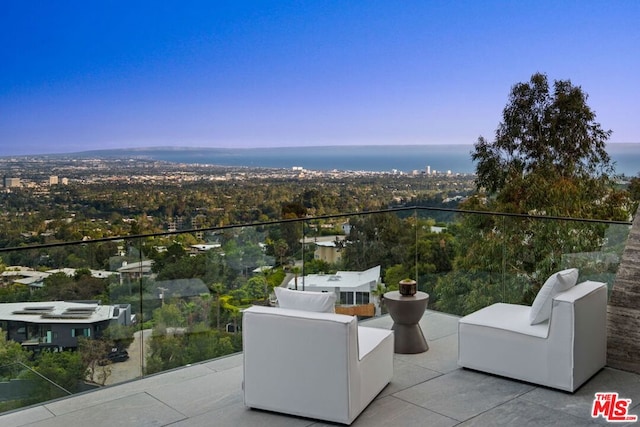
[1, 1, 638, 156]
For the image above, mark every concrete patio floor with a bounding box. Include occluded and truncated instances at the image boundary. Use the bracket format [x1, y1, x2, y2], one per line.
[2, 310, 639, 427]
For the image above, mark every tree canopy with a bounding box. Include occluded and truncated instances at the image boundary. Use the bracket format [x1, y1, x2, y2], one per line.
[434, 73, 633, 315]
[473, 72, 614, 196]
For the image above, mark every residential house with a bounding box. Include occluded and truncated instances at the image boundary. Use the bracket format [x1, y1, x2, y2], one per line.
[285, 265, 381, 317]
[0, 300, 133, 351]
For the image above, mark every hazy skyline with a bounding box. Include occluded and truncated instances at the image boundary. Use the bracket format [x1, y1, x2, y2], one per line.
[1, 1, 639, 156]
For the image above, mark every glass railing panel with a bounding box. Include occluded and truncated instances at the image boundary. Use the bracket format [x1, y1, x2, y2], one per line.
[416, 209, 632, 316]
[412, 208, 459, 314]
[0, 209, 632, 414]
[0, 244, 115, 410]
[0, 362, 72, 413]
[127, 229, 252, 377]
[494, 216, 630, 306]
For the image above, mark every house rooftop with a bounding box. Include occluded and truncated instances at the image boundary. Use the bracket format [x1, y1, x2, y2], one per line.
[296, 265, 380, 290]
[2, 310, 638, 426]
[0, 301, 113, 324]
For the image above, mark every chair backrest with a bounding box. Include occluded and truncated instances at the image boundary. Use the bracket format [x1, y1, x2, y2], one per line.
[548, 280, 607, 389]
[243, 306, 359, 420]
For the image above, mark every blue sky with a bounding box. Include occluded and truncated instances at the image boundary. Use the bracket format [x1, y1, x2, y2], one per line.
[1, 1, 638, 156]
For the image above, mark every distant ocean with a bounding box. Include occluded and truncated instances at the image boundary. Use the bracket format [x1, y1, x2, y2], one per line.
[83, 143, 640, 177]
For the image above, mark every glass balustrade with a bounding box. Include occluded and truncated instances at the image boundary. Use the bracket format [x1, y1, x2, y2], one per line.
[0, 207, 632, 413]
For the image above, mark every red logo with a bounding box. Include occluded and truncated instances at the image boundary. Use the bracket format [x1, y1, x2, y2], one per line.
[592, 392, 638, 422]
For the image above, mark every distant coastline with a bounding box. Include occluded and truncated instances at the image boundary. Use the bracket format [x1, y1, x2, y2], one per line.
[5, 143, 640, 177]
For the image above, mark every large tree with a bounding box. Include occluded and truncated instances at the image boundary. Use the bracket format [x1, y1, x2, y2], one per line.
[473, 72, 614, 198]
[435, 73, 633, 315]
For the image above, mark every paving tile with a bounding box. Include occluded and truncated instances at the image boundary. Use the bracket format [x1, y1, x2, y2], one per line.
[31, 392, 185, 427]
[313, 395, 458, 427]
[379, 357, 442, 398]
[457, 397, 602, 427]
[394, 368, 534, 422]
[201, 352, 244, 372]
[43, 363, 215, 416]
[146, 365, 243, 417]
[520, 367, 640, 423]
[360, 315, 393, 330]
[172, 401, 315, 427]
[421, 310, 460, 341]
[395, 333, 460, 374]
[0, 405, 54, 427]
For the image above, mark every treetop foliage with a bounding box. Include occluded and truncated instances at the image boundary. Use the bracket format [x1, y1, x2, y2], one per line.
[473, 72, 614, 195]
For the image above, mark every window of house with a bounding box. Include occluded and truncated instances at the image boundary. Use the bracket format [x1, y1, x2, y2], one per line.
[355, 292, 370, 304]
[71, 328, 91, 337]
[340, 292, 354, 305]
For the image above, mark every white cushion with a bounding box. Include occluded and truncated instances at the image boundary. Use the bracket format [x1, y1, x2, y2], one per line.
[529, 268, 579, 324]
[274, 287, 337, 313]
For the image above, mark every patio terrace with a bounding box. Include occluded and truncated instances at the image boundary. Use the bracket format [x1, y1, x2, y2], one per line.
[2, 309, 639, 427]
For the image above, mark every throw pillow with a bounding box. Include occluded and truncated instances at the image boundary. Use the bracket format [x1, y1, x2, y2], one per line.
[529, 268, 579, 325]
[274, 287, 337, 313]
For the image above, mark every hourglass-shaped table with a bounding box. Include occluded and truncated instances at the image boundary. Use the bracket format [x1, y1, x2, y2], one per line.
[383, 291, 429, 354]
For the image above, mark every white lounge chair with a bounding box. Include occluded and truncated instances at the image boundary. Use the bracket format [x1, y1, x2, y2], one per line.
[243, 305, 394, 424]
[458, 280, 607, 392]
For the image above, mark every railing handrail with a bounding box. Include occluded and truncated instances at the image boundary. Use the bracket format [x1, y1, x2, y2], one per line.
[0, 205, 632, 254]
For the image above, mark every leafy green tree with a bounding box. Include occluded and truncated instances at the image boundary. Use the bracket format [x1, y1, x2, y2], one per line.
[152, 304, 186, 329]
[78, 337, 113, 386]
[629, 177, 640, 201]
[242, 275, 268, 300]
[342, 213, 413, 272]
[101, 324, 136, 351]
[436, 73, 633, 315]
[32, 350, 86, 393]
[302, 259, 335, 275]
[36, 272, 109, 302]
[383, 264, 410, 291]
[0, 283, 31, 303]
[151, 242, 187, 274]
[145, 334, 185, 374]
[0, 334, 28, 367]
[473, 72, 613, 196]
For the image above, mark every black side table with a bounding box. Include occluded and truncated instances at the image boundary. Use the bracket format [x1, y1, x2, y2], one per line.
[383, 290, 429, 354]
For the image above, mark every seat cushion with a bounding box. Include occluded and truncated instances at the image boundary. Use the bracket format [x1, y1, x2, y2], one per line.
[529, 268, 579, 324]
[460, 303, 550, 338]
[274, 287, 337, 313]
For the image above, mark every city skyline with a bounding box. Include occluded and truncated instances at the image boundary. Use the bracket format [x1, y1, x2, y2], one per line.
[1, 1, 639, 156]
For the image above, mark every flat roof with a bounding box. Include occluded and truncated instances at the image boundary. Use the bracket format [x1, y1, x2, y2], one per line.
[295, 265, 380, 290]
[0, 301, 114, 324]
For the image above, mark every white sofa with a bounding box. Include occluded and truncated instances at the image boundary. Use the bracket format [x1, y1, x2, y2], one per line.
[243, 305, 394, 425]
[458, 280, 607, 392]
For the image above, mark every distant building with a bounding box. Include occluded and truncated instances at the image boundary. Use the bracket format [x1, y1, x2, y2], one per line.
[0, 300, 133, 351]
[1, 268, 48, 291]
[285, 265, 381, 308]
[189, 243, 222, 254]
[49, 176, 59, 185]
[3, 177, 20, 188]
[299, 235, 346, 264]
[117, 260, 154, 284]
[2, 267, 118, 293]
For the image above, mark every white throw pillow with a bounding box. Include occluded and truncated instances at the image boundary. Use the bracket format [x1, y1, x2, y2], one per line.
[274, 287, 337, 313]
[529, 268, 579, 325]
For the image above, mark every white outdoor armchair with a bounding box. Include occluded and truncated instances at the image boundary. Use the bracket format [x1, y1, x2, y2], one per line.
[242, 305, 394, 425]
[458, 280, 607, 392]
